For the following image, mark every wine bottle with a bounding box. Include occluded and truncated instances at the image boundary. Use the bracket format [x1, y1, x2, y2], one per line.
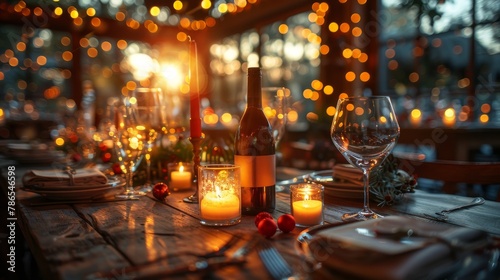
[234, 67, 276, 215]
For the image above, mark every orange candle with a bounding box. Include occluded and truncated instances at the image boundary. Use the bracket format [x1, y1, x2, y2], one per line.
[189, 38, 202, 138]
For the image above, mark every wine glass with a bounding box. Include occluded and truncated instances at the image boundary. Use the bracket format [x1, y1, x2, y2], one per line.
[262, 87, 290, 148]
[112, 99, 148, 199]
[330, 96, 400, 221]
[130, 88, 162, 192]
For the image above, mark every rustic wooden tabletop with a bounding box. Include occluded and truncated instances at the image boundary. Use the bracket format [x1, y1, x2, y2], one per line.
[2, 164, 500, 280]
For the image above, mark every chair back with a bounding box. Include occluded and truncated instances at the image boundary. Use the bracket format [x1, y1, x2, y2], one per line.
[396, 155, 500, 201]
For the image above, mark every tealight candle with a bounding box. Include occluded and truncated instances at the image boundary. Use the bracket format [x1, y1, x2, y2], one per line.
[198, 164, 241, 226]
[290, 183, 324, 227]
[169, 163, 192, 191]
[200, 190, 240, 221]
[443, 108, 456, 128]
[409, 109, 422, 127]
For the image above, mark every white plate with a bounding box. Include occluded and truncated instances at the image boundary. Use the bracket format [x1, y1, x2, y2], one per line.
[26, 177, 123, 191]
[3, 145, 65, 164]
[295, 217, 499, 279]
[324, 187, 363, 199]
[307, 170, 363, 199]
[307, 170, 363, 190]
[21, 180, 125, 200]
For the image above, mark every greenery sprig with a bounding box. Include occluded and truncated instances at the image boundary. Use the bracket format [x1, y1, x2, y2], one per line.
[370, 154, 417, 206]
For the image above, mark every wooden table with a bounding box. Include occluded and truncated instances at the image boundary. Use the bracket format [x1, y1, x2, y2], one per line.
[2, 165, 500, 280]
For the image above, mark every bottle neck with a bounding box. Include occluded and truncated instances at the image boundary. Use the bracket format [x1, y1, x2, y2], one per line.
[247, 67, 262, 108]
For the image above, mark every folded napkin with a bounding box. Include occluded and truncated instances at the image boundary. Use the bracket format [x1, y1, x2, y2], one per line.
[23, 167, 108, 189]
[332, 164, 363, 186]
[307, 216, 492, 280]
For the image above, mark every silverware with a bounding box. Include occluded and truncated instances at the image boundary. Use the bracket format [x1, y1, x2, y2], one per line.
[27, 197, 139, 206]
[257, 239, 295, 280]
[86, 234, 259, 280]
[424, 197, 485, 221]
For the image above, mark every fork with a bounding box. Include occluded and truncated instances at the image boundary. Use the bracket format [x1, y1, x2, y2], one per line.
[424, 197, 485, 221]
[257, 240, 295, 280]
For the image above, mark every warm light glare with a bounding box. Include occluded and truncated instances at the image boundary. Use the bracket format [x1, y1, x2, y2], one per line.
[411, 109, 422, 119]
[481, 104, 491, 113]
[173, 0, 183, 10]
[150, 6, 160, 16]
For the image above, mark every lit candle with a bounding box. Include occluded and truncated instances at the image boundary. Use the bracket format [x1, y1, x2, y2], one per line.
[189, 38, 202, 138]
[409, 109, 422, 127]
[170, 165, 192, 191]
[443, 108, 456, 127]
[290, 183, 324, 227]
[292, 199, 323, 226]
[200, 189, 240, 221]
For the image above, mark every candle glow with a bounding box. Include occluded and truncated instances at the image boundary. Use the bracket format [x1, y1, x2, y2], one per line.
[170, 164, 192, 191]
[200, 189, 240, 221]
[198, 165, 241, 226]
[290, 184, 324, 227]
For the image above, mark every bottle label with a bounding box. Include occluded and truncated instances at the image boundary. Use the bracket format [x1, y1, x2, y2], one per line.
[234, 155, 276, 187]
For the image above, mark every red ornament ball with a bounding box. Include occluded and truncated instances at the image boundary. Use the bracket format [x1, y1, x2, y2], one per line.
[112, 163, 123, 174]
[71, 153, 82, 162]
[277, 214, 296, 233]
[153, 182, 170, 201]
[258, 218, 277, 238]
[254, 211, 273, 227]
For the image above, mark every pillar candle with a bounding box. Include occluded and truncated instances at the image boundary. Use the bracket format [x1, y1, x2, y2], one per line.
[292, 200, 323, 226]
[170, 165, 192, 191]
[443, 108, 456, 128]
[200, 190, 240, 221]
[189, 38, 202, 138]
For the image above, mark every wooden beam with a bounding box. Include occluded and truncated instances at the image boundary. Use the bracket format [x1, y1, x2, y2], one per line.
[206, 0, 311, 42]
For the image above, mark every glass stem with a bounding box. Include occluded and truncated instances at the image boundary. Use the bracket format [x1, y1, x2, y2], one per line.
[362, 168, 371, 212]
[125, 169, 134, 192]
[146, 156, 151, 184]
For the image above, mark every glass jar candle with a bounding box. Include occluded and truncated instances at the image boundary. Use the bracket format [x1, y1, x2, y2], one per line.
[290, 183, 324, 227]
[198, 164, 241, 226]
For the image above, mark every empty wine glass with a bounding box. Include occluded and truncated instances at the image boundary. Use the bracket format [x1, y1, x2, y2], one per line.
[112, 99, 148, 199]
[130, 87, 162, 193]
[262, 87, 290, 148]
[330, 96, 400, 221]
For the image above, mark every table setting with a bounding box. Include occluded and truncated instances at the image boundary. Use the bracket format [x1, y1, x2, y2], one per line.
[3, 45, 500, 280]
[20, 166, 125, 201]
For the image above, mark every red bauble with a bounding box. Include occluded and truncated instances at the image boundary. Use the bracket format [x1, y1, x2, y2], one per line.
[98, 143, 109, 152]
[254, 211, 273, 227]
[101, 152, 112, 163]
[257, 218, 277, 238]
[71, 153, 82, 162]
[153, 182, 170, 201]
[112, 163, 123, 174]
[277, 214, 296, 233]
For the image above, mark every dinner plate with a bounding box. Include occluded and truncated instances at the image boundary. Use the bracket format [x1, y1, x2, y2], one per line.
[295, 217, 500, 280]
[2, 142, 65, 164]
[307, 170, 363, 190]
[25, 176, 123, 191]
[21, 179, 125, 200]
[307, 170, 363, 199]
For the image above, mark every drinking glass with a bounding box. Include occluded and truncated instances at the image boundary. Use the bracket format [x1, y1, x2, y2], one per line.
[112, 99, 148, 199]
[330, 96, 400, 221]
[262, 87, 290, 148]
[130, 88, 162, 192]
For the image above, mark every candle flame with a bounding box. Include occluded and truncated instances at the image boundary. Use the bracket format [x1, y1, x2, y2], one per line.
[215, 186, 221, 198]
[179, 165, 184, 172]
